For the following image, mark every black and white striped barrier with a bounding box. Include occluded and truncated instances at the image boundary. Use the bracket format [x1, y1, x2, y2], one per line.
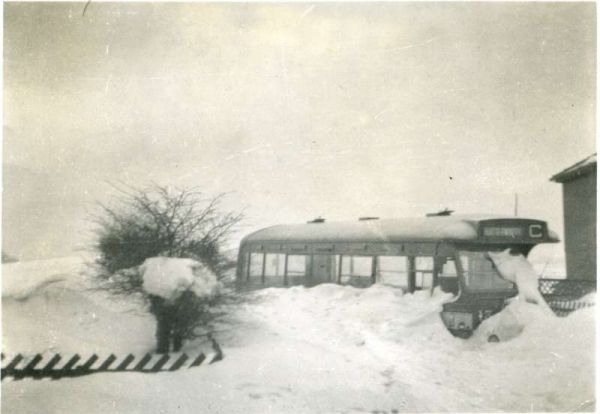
[1, 340, 223, 381]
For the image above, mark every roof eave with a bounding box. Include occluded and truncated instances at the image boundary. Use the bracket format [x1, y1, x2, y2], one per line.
[551, 163, 597, 183]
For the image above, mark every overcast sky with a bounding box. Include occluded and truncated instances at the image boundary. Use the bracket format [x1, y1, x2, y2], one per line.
[3, 2, 596, 260]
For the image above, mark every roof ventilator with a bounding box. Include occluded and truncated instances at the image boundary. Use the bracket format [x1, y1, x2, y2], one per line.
[426, 208, 454, 217]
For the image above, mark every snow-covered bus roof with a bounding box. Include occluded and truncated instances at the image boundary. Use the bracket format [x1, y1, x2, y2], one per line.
[241, 215, 560, 245]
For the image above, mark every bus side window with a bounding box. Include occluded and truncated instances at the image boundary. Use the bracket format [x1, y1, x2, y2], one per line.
[415, 256, 434, 290]
[441, 259, 457, 277]
[378, 256, 408, 288]
[287, 255, 308, 286]
[264, 253, 286, 286]
[249, 253, 265, 283]
[340, 256, 373, 287]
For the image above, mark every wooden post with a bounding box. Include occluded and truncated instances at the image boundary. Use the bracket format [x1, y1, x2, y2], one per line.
[97, 354, 117, 371]
[169, 354, 189, 371]
[78, 355, 98, 372]
[188, 354, 206, 368]
[150, 354, 170, 372]
[115, 354, 135, 370]
[2, 354, 23, 380]
[133, 354, 152, 371]
[40, 355, 62, 377]
[337, 255, 343, 284]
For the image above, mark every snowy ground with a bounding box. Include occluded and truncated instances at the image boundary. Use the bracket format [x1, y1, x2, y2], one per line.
[2, 257, 595, 413]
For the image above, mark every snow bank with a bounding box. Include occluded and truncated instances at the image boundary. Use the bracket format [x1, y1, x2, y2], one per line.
[3, 283, 156, 356]
[2, 256, 156, 356]
[2, 256, 86, 300]
[140, 257, 218, 301]
[220, 284, 594, 412]
[2, 257, 595, 413]
[475, 299, 549, 341]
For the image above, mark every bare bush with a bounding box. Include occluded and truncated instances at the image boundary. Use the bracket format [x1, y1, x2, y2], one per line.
[90, 183, 244, 349]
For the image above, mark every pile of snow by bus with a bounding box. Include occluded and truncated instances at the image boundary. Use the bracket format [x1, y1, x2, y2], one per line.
[2, 212, 595, 413]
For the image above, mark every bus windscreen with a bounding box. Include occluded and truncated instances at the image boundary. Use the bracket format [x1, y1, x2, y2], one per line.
[459, 251, 514, 291]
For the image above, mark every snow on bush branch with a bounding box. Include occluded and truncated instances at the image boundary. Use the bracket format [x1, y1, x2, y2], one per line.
[141, 257, 218, 302]
[90, 182, 244, 296]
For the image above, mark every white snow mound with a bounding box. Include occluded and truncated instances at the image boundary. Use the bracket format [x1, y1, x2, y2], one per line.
[475, 299, 546, 341]
[2, 256, 86, 299]
[140, 256, 218, 301]
[2, 260, 595, 413]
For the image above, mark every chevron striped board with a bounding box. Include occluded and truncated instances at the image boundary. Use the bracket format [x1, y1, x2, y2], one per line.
[1, 346, 223, 381]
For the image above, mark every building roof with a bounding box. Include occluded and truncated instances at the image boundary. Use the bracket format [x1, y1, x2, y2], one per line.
[241, 215, 559, 245]
[551, 153, 597, 183]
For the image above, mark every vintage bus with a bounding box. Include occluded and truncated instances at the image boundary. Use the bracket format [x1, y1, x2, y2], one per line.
[236, 215, 563, 337]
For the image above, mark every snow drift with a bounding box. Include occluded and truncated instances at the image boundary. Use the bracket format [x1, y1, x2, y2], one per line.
[2, 256, 156, 356]
[2, 256, 85, 300]
[2, 257, 595, 413]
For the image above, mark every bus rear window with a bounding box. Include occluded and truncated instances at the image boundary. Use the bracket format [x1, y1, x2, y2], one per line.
[460, 251, 514, 291]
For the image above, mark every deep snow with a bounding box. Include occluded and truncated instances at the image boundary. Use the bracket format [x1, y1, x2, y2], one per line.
[1, 257, 595, 413]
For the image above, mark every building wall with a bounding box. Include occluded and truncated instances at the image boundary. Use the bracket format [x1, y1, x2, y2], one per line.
[562, 171, 596, 280]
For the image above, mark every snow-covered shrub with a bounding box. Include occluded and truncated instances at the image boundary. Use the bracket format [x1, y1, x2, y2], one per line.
[90, 183, 244, 345]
